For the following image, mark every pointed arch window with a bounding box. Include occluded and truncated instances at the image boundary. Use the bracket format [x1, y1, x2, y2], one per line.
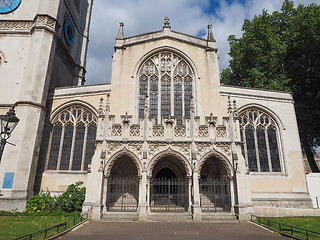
[47, 105, 97, 171]
[239, 109, 282, 173]
[138, 51, 194, 125]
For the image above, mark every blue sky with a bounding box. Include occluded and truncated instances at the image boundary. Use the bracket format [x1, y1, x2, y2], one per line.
[85, 0, 317, 85]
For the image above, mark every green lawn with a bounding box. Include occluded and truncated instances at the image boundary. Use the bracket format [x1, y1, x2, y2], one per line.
[255, 216, 320, 239]
[0, 216, 77, 240]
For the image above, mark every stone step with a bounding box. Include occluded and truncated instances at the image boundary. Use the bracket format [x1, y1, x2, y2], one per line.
[201, 212, 238, 222]
[102, 212, 139, 222]
[147, 212, 193, 222]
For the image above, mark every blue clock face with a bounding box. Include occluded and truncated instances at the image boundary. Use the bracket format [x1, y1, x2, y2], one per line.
[64, 18, 75, 46]
[0, 0, 21, 14]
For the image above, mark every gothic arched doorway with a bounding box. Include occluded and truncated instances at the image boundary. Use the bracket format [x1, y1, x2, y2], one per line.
[106, 155, 139, 212]
[199, 156, 231, 212]
[150, 156, 189, 212]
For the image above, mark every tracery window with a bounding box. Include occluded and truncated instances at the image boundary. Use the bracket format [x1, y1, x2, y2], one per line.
[138, 51, 194, 125]
[47, 105, 97, 171]
[239, 109, 282, 173]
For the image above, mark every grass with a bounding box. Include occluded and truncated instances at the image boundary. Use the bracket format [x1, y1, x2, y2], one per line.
[0, 215, 78, 240]
[254, 216, 320, 239]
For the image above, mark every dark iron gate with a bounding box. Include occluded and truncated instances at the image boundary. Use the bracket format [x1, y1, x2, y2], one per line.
[150, 179, 189, 212]
[199, 178, 231, 212]
[107, 177, 139, 212]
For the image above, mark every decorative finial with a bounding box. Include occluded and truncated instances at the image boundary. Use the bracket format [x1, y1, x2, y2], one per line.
[116, 22, 124, 40]
[227, 96, 232, 114]
[106, 93, 110, 113]
[163, 17, 171, 28]
[233, 100, 238, 117]
[190, 96, 195, 114]
[98, 98, 104, 115]
[207, 24, 215, 42]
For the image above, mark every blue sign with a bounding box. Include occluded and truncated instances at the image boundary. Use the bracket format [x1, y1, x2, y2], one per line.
[0, 0, 22, 14]
[2, 172, 15, 189]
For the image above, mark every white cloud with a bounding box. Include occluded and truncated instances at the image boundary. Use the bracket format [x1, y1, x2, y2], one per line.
[85, 0, 318, 85]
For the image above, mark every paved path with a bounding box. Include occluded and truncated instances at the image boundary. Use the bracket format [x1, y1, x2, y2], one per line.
[59, 222, 285, 240]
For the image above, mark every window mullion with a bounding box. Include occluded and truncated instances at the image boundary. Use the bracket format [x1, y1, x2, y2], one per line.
[45, 128, 54, 170]
[253, 124, 261, 172]
[81, 125, 88, 171]
[265, 127, 272, 172]
[56, 125, 65, 170]
[69, 124, 77, 171]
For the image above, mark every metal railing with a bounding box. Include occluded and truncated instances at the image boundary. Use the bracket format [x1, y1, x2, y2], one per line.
[15, 214, 88, 240]
[250, 215, 320, 240]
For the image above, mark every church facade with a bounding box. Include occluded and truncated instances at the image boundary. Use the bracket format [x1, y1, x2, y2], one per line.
[0, 1, 316, 221]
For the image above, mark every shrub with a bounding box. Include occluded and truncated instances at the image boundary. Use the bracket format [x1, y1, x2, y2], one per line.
[55, 181, 86, 213]
[25, 190, 54, 214]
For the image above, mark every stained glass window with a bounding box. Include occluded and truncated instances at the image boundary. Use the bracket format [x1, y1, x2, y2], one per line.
[239, 109, 282, 173]
[48, 124, 62, 170]
[149, 75, 158, 121]
[84, 124, 97, 170]
[161, 75, 171, 117]
[139, 75, 148, 117]
[174, 76, 182, 124]
[257, 126, 269, 172]
[268, 127, 281, 172]
[246, 126, 257, 172]
[138, 51, 194, 124]
[47, 105, 97, 171]
[72, 124, 85, 170]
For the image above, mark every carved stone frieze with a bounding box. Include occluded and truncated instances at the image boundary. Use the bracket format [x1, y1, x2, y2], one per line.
[127, 142, 143, 157]
[174, 126, 186, 137]
[198, 126, 209, 137]
[216, 126, 227, 137]
[215, 142, 231, 156]
[111, 125, 122, 136]
[130, 125, 141, 137]
[106, 141, 123, 156]
[152, 126, 164, 137]
[195, 142, 212, 160]
[171, 142, 191, 157]
[0, 15, 58, 33]
[148, 142, 167, 159]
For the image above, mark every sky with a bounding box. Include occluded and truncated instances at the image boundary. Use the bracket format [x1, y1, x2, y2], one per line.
[85, 0, 317, 85]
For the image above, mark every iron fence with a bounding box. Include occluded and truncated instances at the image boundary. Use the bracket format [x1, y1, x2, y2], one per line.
[251, 215, 320, 240]
[150, 178, 189, 212]
[199, 178, 231, 212]
[15, 214, 87, 240]
[107, 177, 139, 212]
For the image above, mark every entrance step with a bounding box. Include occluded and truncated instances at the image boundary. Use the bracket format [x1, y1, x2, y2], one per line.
[102, 212, 139, 222]
[147, 212, 192, 222]
[201, 212, 238, 222]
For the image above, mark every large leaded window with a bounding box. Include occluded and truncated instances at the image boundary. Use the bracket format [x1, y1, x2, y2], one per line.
[47, 105, 97, 171]
[138, 51, 194, 125]
[239, 109, 282, 173]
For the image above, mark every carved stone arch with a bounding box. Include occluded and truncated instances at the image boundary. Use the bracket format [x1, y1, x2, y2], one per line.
[238, 103, 285, 130]
[197, 150, 233, 178]
[50, 100, 98, 122]
[147, 148, 192, 178]
[104, 147, 142, 178]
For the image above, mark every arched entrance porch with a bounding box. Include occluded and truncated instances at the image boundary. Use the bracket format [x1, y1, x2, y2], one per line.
[106, 154, 139, 212]
[149, 155, 190, 212]
[199, 156, 232, 212]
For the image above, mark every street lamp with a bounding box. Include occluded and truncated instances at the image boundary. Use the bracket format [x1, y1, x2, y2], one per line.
[0, 107, 20, 162]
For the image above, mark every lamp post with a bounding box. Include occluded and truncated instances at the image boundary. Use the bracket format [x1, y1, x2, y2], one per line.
[0, 107, 20, 162]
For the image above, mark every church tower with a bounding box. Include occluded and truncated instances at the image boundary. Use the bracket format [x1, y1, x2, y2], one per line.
[0, 0, 93, 211]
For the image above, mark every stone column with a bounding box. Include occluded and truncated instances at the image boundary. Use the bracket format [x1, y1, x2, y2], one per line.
[192, 171, 202, 221]
[139, 170, 148, 221]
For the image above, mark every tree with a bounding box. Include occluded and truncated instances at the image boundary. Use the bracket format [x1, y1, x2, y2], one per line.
[221, 0, 320, 172]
